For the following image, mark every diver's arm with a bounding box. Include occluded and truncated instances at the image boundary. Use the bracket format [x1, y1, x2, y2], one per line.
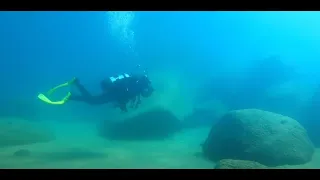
[73, 79, 93, 97]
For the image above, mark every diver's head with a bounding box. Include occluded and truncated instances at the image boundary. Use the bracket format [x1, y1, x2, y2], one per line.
[138, 75, 154, 97]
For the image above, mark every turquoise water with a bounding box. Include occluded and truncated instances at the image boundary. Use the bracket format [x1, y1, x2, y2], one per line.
[2, 11, 320, 168]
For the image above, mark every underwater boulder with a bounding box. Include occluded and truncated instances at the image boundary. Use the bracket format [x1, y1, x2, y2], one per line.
[0, 117, 55, 147]
[98, 107, 183, 141]
[202, 109, 314, 166]
[215, 159, 268, 169]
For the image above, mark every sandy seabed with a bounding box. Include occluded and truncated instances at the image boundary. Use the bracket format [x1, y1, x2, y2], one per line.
[0, 121, 319, 169]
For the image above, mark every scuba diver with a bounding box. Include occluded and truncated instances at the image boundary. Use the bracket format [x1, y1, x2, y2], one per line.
[37, 66, 154, 112]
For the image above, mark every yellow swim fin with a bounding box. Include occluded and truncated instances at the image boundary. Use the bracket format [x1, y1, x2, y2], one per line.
[38, 78, 76, 105]
[37, 92, 71, 105]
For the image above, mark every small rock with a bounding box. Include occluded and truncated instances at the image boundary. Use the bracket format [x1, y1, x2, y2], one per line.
[215, 159, 268, 169]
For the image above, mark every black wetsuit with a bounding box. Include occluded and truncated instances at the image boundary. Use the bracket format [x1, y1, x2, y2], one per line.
[69, 74, 153, 112]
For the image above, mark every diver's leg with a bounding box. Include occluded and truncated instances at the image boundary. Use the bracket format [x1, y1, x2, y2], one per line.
[68, 79, 94, 103]
[68, 94, 90, 102]
[73, 79, 92, 97]
[68, 91, 112, 105]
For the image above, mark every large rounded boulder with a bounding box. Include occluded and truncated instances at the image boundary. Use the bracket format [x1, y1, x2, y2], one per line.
[202, 109, 314, 166]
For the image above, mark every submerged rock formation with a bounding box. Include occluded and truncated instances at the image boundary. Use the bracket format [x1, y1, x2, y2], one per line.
[203, 109, 314, 166]
[0, 117, 55, 147]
